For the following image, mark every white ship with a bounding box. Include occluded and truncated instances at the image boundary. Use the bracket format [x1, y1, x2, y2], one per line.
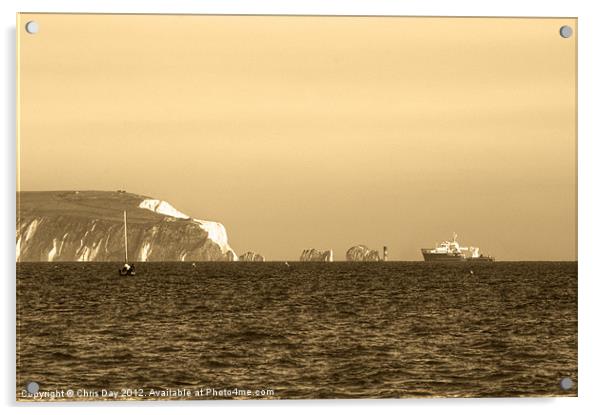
[421, 233, 495, 262]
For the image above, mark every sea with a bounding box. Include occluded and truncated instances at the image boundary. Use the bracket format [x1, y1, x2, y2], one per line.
[16, 261, 577, 400]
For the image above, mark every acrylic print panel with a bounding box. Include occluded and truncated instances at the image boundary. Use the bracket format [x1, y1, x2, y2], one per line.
[16, 14, 577, 400]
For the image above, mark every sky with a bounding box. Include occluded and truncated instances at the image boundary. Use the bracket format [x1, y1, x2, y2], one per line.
[17, 14, 577, 260]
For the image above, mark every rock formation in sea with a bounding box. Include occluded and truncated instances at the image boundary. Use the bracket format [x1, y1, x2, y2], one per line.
[238, 251, 265, 262]
[346, 245, 380, 262]
[300, 248, 334, 262]
[16, 191, 237, 262]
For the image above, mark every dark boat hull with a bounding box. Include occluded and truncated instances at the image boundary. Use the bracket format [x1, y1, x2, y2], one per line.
[421, 251, 465, 262]
[119, 265, 136, 276]
[467, 256, 495, 263]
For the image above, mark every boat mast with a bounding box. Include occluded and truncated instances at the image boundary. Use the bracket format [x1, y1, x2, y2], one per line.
[123, 210, 128, 263]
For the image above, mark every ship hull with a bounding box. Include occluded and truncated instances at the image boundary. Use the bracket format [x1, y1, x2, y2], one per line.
[421, 250, 466, 262]
[467, 256, 495, 263]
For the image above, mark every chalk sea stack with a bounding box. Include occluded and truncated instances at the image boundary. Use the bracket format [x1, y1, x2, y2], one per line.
[346, 245, 380, 262]
[239, 252, 265, 262]
[16, 191, 237, 262]
[300, 249, 334, 262]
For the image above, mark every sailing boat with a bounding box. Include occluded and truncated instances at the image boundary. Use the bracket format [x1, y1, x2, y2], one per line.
[119, 210, 136, 276]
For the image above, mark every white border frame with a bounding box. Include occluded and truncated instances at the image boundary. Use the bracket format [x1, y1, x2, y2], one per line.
[2, 1, 600, 415]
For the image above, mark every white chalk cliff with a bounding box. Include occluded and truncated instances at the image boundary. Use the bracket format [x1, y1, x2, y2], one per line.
[137, 198, 235, 258]
[16, 191, 237, 262]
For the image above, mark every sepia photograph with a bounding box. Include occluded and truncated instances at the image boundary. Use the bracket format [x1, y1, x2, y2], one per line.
[16, 13, 577, 401]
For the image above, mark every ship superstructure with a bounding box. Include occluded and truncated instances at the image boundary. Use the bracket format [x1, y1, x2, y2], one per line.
[421, 233, 494, 262]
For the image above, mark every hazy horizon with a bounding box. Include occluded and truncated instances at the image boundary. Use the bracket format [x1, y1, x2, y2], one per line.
[17, 15, 577, 261]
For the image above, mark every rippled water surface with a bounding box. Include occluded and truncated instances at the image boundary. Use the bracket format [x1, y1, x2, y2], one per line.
[17, 262, 577, 400]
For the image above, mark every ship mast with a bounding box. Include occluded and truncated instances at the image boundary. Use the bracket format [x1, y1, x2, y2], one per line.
[123, 210, 128, 263]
